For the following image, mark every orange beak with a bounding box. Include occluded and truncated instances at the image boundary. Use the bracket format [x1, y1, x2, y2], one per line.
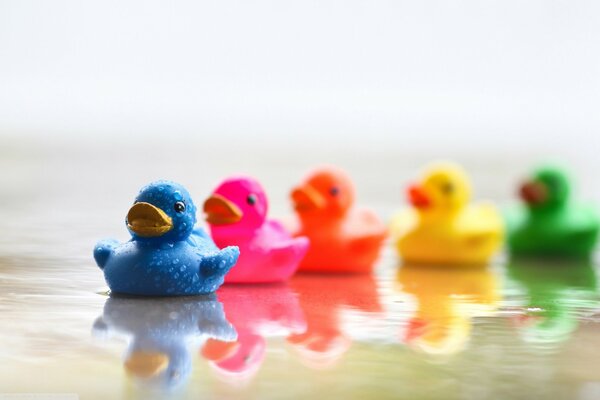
[291, 185, 325, 212]
[408, 184, 430, 209]
[405, 318, 429, 343]
[519, 181, 547, 205]
[200, 338, 240, 361]
[203, 194, 243, 225]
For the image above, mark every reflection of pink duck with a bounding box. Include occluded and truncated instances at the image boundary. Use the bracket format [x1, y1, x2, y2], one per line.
[287, 274, 382, 369]
[204, 177, 309, 283]
[201, 284, 306, 385]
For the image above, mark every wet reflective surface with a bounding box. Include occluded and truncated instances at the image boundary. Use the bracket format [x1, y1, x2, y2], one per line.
[1, 140, 600, 399]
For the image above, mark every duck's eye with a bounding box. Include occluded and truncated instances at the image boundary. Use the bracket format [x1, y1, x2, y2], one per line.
[174, 201, 186, 213]
[330, 187, 340, 196]
[247, 194, 257, 206]
[440, 182, 454, 195]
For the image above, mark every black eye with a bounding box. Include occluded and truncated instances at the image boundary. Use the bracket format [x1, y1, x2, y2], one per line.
[174, 201, 186, 213]
[330, 187, 340, 196]
[246, 194, 257, 206]
[441, 182, 454, 195]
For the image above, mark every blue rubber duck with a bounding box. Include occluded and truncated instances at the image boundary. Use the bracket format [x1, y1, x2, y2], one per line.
[93, 180, 240, 296]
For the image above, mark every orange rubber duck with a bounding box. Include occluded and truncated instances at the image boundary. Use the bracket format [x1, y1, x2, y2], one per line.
[289, 166, 387, 273]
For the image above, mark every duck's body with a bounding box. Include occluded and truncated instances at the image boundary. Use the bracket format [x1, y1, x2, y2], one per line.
[290, 167, 386, 273]
[204, 177, 309, 283]
[293, 209, 386, 273]
[506, 167, 599, 258]
[392, 162, 503, 265]
[94, 181, 239, 296]
[393, 203, 503, 265]
[96, 228, 239, 296]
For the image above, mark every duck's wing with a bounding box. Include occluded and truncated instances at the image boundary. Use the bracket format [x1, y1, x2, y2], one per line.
[93, 238, 120, 270]
[458, 203, 504, 246]
[198, 246, 240, 278]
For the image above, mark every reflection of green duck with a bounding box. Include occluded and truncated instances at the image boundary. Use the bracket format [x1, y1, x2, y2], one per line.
[507, 259, 598, 345]
[506, 166, 599, 258]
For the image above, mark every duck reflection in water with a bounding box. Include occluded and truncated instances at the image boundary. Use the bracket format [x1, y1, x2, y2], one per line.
[287, 274, 382, 369]
[201, 284, 306, 386]
[396, 263, 499, 357]
[507, 258, 598, 347]
[92, 295, 236, 390]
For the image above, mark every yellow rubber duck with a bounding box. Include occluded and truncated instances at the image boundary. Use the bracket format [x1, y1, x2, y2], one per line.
[391, 162, 504, 265]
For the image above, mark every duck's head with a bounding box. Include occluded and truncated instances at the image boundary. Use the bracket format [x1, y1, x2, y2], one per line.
[406, 162, 471, 215]
[203, 176, 268, 231]
[126, 180, 197, 243]
[519, 166, 570, 211]
[291, 166, 354, 222]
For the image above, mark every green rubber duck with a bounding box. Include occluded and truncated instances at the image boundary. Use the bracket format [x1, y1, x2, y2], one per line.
[506, 166, 599, 258]
[507, 258, 598, 346]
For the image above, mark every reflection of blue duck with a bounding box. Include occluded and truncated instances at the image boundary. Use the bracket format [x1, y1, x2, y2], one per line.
[507, 258, 598, 346]
[93, 181, 239, 296]
[92, 295, 237, 389]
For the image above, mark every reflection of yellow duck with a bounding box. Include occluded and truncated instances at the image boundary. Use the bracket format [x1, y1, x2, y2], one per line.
[391, 162, 503, 265]
[397, 263, 499, 356]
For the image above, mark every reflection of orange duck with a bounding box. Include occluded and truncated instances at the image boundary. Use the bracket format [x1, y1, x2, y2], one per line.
[287, 274, 382, 369]
[289, 166, 387, 273]
[201, 284, 306, 386]
[397, 264, 499, 356]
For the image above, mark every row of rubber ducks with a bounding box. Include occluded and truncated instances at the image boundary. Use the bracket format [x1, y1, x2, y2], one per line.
[93, 162, 600, 296]
[93, 262, 598, 389]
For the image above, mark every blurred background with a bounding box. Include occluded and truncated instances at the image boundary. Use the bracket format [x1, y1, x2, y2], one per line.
[2, 0, 600, 201]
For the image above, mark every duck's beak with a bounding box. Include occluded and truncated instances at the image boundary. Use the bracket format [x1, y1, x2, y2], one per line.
[291, 185, 325, 212]
[201, 338, 240, 361]
[519, 180, 547, 205]
[408, 184, 431, 209]
[124, 350, 169, 378]
[127, 202, 173, 237]
[204, 194, 243, 225]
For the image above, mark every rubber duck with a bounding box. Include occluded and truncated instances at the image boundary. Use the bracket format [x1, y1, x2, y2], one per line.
[396, 263, 499, 356]
[93, 180, 240, 296]
[391, 161, 503, 265]
[287, 274, 382, 369]
[201, 284, 305, 385]
[203, 176, 309, 283]
[92, 295, 236, 390]
[507, 258, 598, 346]
[506, 166, 599, 258]
[289, 166, 387, 273]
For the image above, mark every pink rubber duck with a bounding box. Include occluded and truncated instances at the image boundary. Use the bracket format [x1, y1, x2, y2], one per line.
[203, 176, 310, 283]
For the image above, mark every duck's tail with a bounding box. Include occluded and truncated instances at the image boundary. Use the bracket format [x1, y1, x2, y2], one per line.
[93, 239, 119, 270]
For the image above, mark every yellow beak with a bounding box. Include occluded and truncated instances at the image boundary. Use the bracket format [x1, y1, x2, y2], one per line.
[127, 202, 173, 237]
[124, 350, 169, 378]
